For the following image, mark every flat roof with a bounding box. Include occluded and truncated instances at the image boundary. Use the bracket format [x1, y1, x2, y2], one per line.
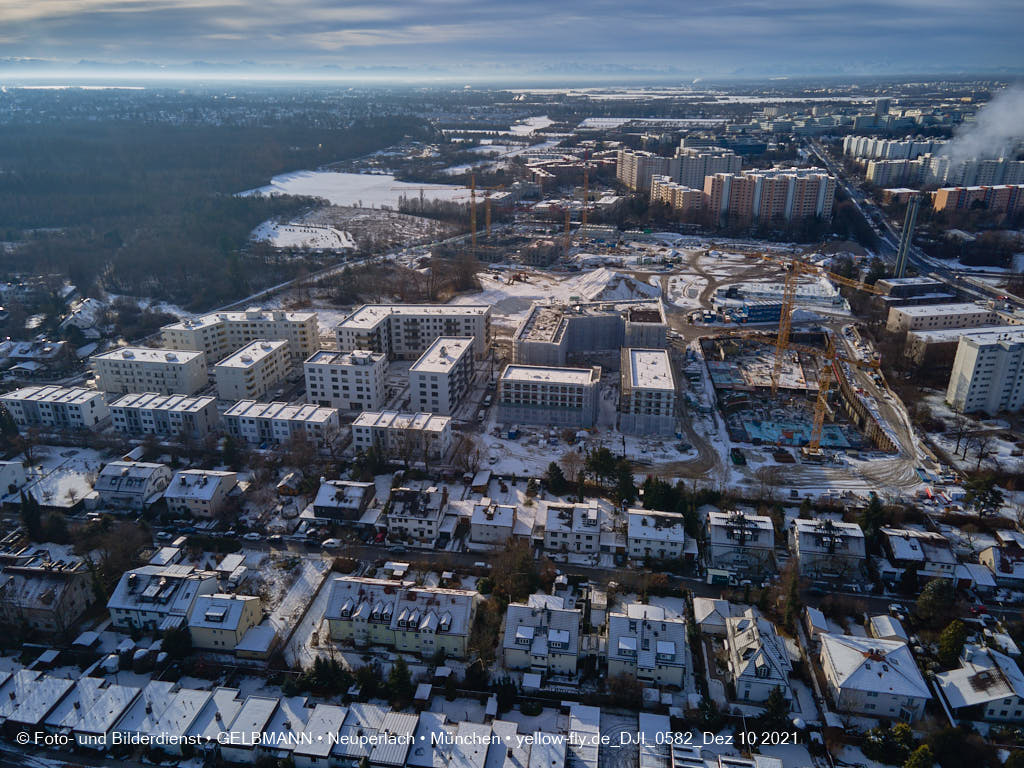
[500, 364, 599, 385]
[893, 302, 991, 317]
[626, 348, 674, 391]
[352, 410, 451, 432]
[108, 392, 217, 412]
[164, 308, 316, 331]
[224, 400, 337, 424]
[93, 346, 204, 364]
[0, 385, 102, 405]
[909, 324, 1024, 343]
[957, 329, 1024, 347]
[338, 304, 489, 330]
[215, 339, 288, 368]
[410, 337, 474, 374]
[305, 349, 385, 367]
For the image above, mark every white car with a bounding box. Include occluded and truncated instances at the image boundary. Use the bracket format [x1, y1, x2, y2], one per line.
[321, 538, 343, 549]
[242, 532, 261, 542]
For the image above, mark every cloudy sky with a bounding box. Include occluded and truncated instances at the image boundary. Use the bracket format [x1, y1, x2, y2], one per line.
[3, 0, 1023, 80]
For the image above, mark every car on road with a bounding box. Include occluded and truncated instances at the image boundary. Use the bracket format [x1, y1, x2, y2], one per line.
[242, 532, 261, 542]
[388, 545, 408, 554]
[268, 534, 283, 545]
[155, 531, 172, 541]
[322, 538, 343, 549]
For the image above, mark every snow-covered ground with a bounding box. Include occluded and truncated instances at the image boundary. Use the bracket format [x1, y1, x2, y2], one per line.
[509, 116, 554, 135]
[240, 171, 472, 208]
[251, 220, 355, 250]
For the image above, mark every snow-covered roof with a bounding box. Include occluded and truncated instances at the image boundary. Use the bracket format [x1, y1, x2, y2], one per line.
[627, 509, 686, 544]
[471, 500, 517, 529]
[937, 644, 1024, 709]
[313, 480, 375, 511]
[325, 577, 477, 639]
[188, 593, 259, 632]
[184, 687, 243, 742]
[503, 597, 581, 657]
[607, 603, 686, 671]
[882, 527, 956, 565]
[44, 677, 140, 736]
[0, 385, 103, 406]
[725, 609, 792, 687]
[371, 711, 418, 766]
[107, 564, 216, 618]
[225, 696, 280, 747]
[294, 704, 347, 759]
[94, 461, 169, 497]
[108, 392, 216, 413]
[820, 633, 930, 700]
[544, 500, 602, 536]
[93, 346, 203, 365]
[624, 348, 674, 392]
[215, 339, 287, 369]
[337, 304, 489, 330]
[164, 470, 237, 502]
[869, 614, 908, 641]
[410, 337, 474, 374]
[224, 400, 338, 425]
[0, 670, 74, 725]
[352, 410, 451, 433]
[500, 364, 599, 386]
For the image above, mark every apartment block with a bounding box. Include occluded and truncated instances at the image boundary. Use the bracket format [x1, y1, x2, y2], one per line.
[108, 392, 219, 439]
[616, 149, 679, 192]
[616, 146, 740, 192]
[704, 168, 836, 225]
[619, 348, 676, 435]
[512, 300, 666, 367]
[0, 547, 96, 635]
[386, 486, 447, 546]
[335, 304, 490, 360]
[92, 347, 208, 396]
[707, 510, 776, 576]
[946, 330, 1024, 414]
[222, 400, 340, 450]
[932, 184, 1024, 216]
[886, 302, 997, 333]
[325, 576, 479, 658]
[162, 308, 317, 365]
[497, 364, 601, 428]
[843, 135, 944, 160]
[0, 386, 109, 429]
[107, 564, 219, 631]
[409, 337, 475, 416]
[790, 518, 866, 580]
[627, 509, 693, 562]
[304, 349, 387, 412]
[351, 410, 452, 461]
[650, 176, 704, 214]
[214, 340, 290, 401]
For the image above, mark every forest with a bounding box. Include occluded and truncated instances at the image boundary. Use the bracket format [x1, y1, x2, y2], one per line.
[0, 115, 427, 310]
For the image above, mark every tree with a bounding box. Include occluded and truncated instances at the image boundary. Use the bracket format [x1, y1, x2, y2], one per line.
[585, 447, 618, 486]
[859, 492, 886, 549]
[387, 657, 414, 707]
[163, 624, 192, 660]
[917, 578, 956, 625]
[964, 474, 1004, 517]
[904, 745, 935, 768]
[544, 462, 567, 495]
[614, 460, 636, 505]
[1004, 751, 1024, 768]
[19, 491, 42, 541]
[756, 686, 792, 730]
[938, 619, 968, 668]
[355, 665, 382, 698]
[221, 435, 242, 471]
[926, 727, 996, 768]
[559, 450, 584, 498]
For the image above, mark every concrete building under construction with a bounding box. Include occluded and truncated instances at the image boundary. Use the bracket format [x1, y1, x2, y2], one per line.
[512, 300, 667, 366]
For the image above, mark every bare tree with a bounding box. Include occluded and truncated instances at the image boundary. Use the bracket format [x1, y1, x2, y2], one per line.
[952, 412, 970, 455]
[452, 434, 481, 475]
[973, 434, 996, 472]
[559, 450, 584, 491]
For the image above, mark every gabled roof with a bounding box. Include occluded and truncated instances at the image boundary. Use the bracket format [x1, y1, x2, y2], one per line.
[725, 609, 792, 684]
[936, 644, 1024, 709]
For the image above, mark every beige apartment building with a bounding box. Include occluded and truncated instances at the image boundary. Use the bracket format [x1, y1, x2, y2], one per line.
[704, 168, 836, 226]
[162, 308, 317, 364]
[214, 340, 290, 401]
[335, 304, 490, 360]
[886, 302, 998, 333]
[92, 347, 208, 396]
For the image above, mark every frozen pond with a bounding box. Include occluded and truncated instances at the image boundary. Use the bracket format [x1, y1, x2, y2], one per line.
[240, 170, 471, 208]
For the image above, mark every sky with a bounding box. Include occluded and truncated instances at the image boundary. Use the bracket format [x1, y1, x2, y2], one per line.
[2, 0, 1023, 81]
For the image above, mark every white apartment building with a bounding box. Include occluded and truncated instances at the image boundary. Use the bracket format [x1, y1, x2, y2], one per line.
[92, 347, 208, 396]
[619, 348, 676, 435]
[947, 329, 1024, 414]
[386, 486, 447, 546]
[335, 304, 490, 360]
[707, 510, 776, 576]
[324, 576, 479, 658]
[497, 364, 601, 428]
[108, 392, 219, 439]
[304, 349, 387, 412]
[214, 340, 290, 402]
[607, 603, 687, 688]
[503, 594, 582, 675]
[409, 337, 475, 417]
[222, 400, 340, 450]
[886, 302, 998, 333]
[0, 386, 109, 429]
[627, 509, 691, 562]
[163, 470, 238, 518]
[351, 410, 452, 462]
[543, 500, 603, 555]
[790, 519, 866, 580]
[162, 308, 317, 365]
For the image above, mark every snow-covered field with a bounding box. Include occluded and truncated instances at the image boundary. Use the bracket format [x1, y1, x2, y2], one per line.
[251, 220, 355, 250]
[240, 171, 471, 208]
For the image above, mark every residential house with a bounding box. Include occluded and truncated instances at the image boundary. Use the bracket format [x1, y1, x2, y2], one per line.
[707, 510, 775, 576]
[311, 480, 377, 521]
[936, 644, 1024, 723]
[543, 500, 604, 555]
[627, 509, 695, 563]
[470, 499, 519, 545]
[791, 519, 866, 580]
[163, 470, 238, 518]
[187, 594, 262, 652]
[502, 594, 582, 676]
[94, 461, 172, 511]
[606, 603, 687, 688]
[882, 527, 958, 585]
[0, 547, 95, 635]
[724, 609, 793, 703]
[107, 564, 218, 631]
[819, 633, 930, 721]
[386, 486, 447, 546]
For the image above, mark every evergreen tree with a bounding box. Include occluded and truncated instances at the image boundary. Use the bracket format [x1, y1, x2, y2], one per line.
[544, 462, 567, 495]
[938, 620, 968, 668]
[387, 657, 414, 706]
[904, 745, 935, 768]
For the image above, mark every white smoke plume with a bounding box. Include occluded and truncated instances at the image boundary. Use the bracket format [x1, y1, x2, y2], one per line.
[941, 86, 1024, 165]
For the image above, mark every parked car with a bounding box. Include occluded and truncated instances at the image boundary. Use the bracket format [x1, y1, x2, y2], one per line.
[322, 538, 343, 549]
[242, 532, 261, 542]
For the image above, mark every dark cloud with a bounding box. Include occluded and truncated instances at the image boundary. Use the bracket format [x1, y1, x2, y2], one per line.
[2, 0, 1022, 78]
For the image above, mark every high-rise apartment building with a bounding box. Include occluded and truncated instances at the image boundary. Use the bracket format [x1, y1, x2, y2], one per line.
[213, 340, 290, 401]
[946, 330, 1024, 415]
[703, 168, 836, 225]
[932, 184, 1024, 215]
[304, 349, 388, 412]
[617, 146, 740, 193]
[408, 337, 475, 417]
